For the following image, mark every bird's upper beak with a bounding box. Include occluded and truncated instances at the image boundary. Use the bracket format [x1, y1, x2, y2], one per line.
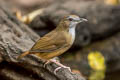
[78, 18, 88, 23]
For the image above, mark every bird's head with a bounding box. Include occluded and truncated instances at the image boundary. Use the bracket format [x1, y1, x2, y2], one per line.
[57, 15, 87, 30]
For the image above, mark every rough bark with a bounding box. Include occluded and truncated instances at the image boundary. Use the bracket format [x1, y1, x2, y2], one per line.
[0, 5, 85, 80]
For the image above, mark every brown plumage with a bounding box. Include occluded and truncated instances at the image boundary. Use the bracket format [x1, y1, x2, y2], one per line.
[18, 15, 87, 60]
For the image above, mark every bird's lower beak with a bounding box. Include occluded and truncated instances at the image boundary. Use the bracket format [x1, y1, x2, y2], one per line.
[78, 18, 88, 23]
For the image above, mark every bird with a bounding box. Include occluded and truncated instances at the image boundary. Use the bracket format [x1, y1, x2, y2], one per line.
[18, 15, 87, 73]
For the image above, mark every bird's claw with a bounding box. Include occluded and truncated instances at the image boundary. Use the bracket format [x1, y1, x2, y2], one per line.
[54, 66, 71, 74]
[54, 67, 62, 74]
[44, 60, 50, 68]
[43, 59, 71, 74]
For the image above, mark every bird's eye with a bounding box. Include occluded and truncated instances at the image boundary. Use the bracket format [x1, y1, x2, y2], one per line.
[69, 18, 73, 21]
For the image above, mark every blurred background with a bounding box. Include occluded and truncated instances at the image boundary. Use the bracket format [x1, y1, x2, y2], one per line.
[0, 0, 120, 80]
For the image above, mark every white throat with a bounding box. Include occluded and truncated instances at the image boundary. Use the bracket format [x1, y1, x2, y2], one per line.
[69, 26, 76, 44]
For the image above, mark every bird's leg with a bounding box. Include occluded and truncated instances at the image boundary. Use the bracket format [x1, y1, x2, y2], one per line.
[51, 59, 71, 74]
[44, 58, 71, 74]
[44, 57, 60, 67]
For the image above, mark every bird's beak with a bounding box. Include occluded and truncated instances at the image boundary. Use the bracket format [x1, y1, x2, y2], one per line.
[78, 18, 88, 23]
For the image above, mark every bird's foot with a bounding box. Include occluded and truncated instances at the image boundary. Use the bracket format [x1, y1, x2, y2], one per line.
[44, 59, 71, 74]
[44, 58, 60, 68]
[44, 60, 51, 68]
[54, 66, 71, 74]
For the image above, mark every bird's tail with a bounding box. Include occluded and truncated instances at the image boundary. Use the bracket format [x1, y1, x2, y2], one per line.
[17, 51, 30, 59]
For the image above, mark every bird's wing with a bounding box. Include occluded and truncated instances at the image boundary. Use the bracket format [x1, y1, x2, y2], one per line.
[30, 31, 69, 53]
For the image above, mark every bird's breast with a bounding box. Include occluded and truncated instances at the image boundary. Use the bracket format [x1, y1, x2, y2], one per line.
[68, 27, 76, 44]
